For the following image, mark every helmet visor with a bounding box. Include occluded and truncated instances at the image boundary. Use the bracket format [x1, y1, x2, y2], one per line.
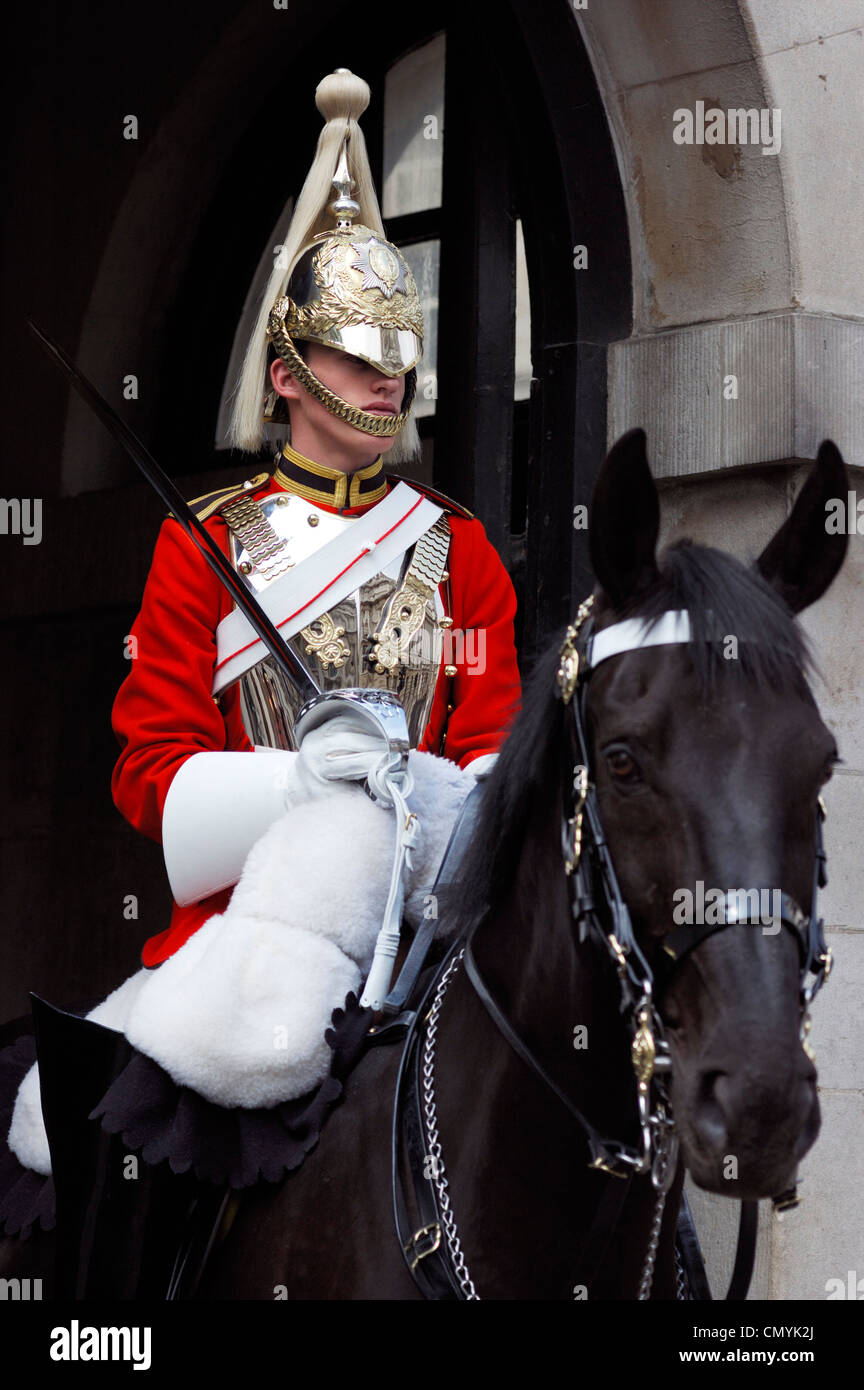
[295, 322, 422, 377]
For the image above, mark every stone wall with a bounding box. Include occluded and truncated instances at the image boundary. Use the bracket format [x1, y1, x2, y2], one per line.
[578, 0, 864, 1298]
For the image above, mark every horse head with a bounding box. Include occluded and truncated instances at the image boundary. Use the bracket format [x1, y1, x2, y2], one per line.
[586, 428, 847, 1200]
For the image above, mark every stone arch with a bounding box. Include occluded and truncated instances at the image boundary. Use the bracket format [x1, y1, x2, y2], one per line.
[576, 0, 864, 475]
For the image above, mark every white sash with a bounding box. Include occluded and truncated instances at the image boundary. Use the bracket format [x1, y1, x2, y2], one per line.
[212, 482, 443, 695]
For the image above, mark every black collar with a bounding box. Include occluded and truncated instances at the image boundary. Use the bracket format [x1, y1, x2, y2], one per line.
[274, 444, 387, 510]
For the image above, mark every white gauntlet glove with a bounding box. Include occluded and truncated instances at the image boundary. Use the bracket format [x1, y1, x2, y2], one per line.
[163, 748, 317, 907]
[162, 711, 412, 908]
[297, 707, 414, 808]
[297, 710, 393, 787]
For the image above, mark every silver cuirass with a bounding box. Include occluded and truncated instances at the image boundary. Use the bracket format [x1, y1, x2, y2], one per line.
[219, 488, 449, 751]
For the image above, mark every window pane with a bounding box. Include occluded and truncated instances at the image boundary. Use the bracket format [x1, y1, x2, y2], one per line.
[400, 238, 439, 419]
[514, 219, 532, 401]
[382, 33, 445, 219]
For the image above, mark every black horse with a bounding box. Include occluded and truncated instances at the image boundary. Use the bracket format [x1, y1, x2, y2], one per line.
[0, 429, 846, 1299]
[194, 429, 845, 1299]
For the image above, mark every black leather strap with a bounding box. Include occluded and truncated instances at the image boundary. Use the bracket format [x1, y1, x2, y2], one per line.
[570, 1173, 634, 1293]
[726, 1200, 759, 1301]
[663, 891, 813, 971]
[384, 782, 486, 1014]
[462, 934, 640, 1175]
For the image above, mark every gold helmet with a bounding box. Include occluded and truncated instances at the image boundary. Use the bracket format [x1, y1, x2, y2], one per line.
[265, 139, 423, 438]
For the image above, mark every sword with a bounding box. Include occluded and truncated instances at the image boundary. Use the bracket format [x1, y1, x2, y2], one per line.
[29, 321, 321, 702]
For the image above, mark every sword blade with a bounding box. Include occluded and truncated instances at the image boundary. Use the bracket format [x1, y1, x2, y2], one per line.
[29, 320, 320, 701]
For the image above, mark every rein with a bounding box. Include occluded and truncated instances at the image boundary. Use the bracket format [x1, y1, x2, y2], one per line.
[391, 595, 833, 1300]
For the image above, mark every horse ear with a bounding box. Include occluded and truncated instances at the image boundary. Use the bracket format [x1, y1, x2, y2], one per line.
[590, 428, 660, 608]
[756, 441, 848, 614]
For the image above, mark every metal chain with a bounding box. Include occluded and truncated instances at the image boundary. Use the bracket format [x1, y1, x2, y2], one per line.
[674, 1241, 689, 1300]
[421, 949, 480, 1299]
[635, 1114, 677, 1300]
[420, 947, 648, 1303]
[269, 306, 415, 437]
[637, 1187, 668, 1300]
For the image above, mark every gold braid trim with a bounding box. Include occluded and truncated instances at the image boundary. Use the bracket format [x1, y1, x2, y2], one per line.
[268, 298, 416, 438]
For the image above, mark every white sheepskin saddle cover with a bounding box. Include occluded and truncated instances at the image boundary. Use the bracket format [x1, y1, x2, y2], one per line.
[8, 752, 474, 1174]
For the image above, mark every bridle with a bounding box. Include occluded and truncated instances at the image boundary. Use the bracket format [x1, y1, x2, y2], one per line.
[552, 594, 831, 1292]
[392, 594, 833, 1300]
[555, 594, 832, 1151]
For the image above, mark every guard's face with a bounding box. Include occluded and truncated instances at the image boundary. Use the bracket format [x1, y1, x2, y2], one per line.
[271, 343, 406, 466]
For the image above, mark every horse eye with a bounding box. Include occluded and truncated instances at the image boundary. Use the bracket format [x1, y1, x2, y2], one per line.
[606, 748, 640, 782]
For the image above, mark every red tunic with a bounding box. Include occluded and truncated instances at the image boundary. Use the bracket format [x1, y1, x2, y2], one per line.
[111, 473, 521, 965]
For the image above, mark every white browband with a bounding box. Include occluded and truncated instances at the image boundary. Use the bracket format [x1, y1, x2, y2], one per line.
[587, 610, 692, 670]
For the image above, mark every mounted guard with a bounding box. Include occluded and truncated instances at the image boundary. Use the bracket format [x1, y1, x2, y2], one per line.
[0, 69, 520, 1298]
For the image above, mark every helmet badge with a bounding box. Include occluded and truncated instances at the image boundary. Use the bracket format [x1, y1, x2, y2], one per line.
[353, 239, 406, 299]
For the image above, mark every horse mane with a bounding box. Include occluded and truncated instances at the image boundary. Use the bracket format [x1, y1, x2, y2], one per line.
[616, 540, 813, 692]
[454, 540, 814, 928]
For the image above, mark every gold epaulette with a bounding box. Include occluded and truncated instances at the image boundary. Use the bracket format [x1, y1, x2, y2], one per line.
[185, 471, 273, 522]
[387, 474, 474, 520]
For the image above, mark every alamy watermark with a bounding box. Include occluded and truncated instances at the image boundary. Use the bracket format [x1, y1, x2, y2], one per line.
[0, 498, 42, 545]
[673, 882, 782, 934]
[376, 625, 488, 675]
[49, 1321, 151, 1369]
[0, 1277, 42, 1300]
[825, 1270, 864, 1299]
[672, 101, 781, 156]
[825, 493, 864, 534]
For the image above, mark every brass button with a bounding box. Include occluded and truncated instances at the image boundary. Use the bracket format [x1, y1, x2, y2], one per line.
[441, 570, 449, 581]
[308, 514, 320, 527]
[239, 560, 253, 575]
[445, 665, 457, 677]
[439, 616, 453, 629]
[276, 495, 290, 507]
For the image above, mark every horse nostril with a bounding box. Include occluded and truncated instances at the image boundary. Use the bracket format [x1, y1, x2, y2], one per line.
[694, 1069, 729, 1146]
[699, 1069, 724, 1101]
